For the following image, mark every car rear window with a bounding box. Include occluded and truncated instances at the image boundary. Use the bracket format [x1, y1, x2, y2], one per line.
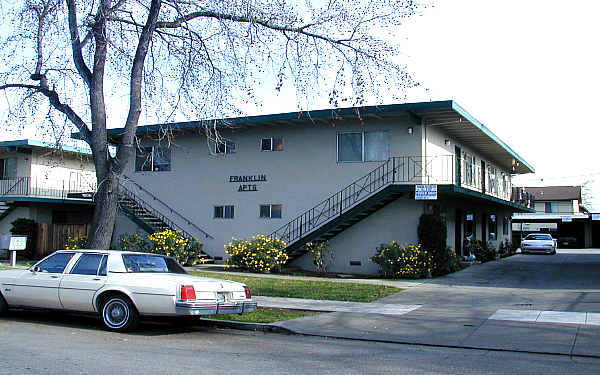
[525, 234, 553, 240]
[121, 254, 187, 274]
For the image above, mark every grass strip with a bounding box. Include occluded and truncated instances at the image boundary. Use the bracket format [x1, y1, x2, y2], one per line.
[207, 308, 314, 323]
[189, 271, 401, 302]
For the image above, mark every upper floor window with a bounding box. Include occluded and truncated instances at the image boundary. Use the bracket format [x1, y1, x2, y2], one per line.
[545, 202, 559, 213]
[214, 205, 234, 219]
[462, 153, 475, 186]
[0, 157, 17, 179]
[261, 137, 283, 152]
[337, 131, 389, 162]
[135, 146, 171, 172]
[216, 140, 236, 154]
[260, 204, 282, 219]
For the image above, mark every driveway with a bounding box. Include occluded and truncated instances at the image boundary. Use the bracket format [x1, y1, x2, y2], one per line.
[277, 249, 600, 356]
[376, 249, 600, 315]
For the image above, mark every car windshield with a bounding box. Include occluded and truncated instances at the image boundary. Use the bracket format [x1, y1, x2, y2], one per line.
[525, 234, 553, 240]
[122, 254, 187, 274]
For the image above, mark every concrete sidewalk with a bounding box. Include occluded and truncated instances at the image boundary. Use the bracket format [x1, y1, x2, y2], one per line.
[269, 306, 600, 358]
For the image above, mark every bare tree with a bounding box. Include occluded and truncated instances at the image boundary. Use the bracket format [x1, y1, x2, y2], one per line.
[0, 0, 422, 249]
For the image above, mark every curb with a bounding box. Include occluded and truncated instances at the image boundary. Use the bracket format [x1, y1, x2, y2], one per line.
[197, 318, 295, 334]
[201, 318, 600, 360]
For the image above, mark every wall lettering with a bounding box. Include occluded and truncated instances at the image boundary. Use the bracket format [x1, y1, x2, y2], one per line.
[229, 174, 266, 192]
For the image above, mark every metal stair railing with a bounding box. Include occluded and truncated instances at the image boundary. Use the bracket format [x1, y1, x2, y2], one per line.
[118, 181, 214, 241]
[0, 177, 27, 197]
[269, 155, 454, 246]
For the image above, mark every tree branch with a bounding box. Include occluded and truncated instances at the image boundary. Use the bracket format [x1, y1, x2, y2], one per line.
[65, 0, 93, 88]
[0, 83, 92, 143]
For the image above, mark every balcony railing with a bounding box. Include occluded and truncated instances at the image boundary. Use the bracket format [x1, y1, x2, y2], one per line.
[0, 177, 96, 200]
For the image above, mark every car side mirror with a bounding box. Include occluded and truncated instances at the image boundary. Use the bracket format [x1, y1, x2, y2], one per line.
[31, 266, 41, 274]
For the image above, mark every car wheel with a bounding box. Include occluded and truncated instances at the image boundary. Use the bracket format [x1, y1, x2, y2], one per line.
[0, 293, 8, 316]
[101, 296, 139, 332]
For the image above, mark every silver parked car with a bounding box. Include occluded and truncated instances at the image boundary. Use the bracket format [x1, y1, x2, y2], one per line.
[520, 233, 557, 255]
[0, 250, 257, 331]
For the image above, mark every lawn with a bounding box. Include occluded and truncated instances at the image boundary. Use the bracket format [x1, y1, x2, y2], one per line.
[188, 271, 401, 302]
[206, 308, 315, 323]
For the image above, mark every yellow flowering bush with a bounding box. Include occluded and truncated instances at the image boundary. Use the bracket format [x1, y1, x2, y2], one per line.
[147, 229, 205, 266]
[370, 242, 432, 279]
[225, 235, 288, 273]
[65, 235, 88, 250]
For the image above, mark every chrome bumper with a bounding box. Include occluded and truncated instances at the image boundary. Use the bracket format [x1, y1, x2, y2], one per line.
[175, 300, 258, 316]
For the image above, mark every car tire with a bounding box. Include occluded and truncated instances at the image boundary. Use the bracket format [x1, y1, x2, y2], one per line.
[101, 296, 139, 332]
[0, 293, 8, 316]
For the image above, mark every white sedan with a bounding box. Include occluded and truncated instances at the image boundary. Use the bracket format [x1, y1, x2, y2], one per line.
[0, 250, 257, 331]
[520, 233, 557, 255]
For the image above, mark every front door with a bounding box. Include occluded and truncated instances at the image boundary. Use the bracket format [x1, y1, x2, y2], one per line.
[59, 253, 108, 312]
[11, 252, 76, 308]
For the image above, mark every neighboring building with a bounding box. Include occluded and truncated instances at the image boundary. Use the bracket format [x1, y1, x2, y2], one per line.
[0, 139, 96, 256]
[93, 100, 534, 274]
[512, 186, 594, 248]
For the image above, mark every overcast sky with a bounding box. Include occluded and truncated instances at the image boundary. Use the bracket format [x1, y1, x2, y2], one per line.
[4, 0, 600, 207]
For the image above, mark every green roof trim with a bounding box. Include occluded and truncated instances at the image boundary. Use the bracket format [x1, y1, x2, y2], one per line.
[450, 102, 535, 174]
[0, 196, 95, 205]
[72, 100, 532, 173]
[0, 139, 91, 155]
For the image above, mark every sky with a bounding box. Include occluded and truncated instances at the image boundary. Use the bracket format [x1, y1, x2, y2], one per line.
[4, 0, 600, 208]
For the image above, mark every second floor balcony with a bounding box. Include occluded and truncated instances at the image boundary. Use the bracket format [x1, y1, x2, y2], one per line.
[0, 176, 96, 202]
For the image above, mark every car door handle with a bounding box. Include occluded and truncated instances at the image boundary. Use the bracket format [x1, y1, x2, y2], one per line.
[93, 278, 101, 281]
[50, 275, 59, 279]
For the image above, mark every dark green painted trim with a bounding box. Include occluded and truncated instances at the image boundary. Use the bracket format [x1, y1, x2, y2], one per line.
[0, 139, 91, 155]
[0, 197, 95, 205]
[451, 102, 535, 173]
[440, 185, 535, 212]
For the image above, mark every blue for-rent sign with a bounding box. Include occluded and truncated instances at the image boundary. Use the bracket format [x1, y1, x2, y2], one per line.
[415, 185, 438, 200]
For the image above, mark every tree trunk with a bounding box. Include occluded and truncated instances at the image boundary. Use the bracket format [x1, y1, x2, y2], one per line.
[87, 172, 121, 249]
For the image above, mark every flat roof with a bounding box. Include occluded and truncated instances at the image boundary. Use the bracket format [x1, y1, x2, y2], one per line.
[0, 139, 91, 155]
[73, 100, 534, 174]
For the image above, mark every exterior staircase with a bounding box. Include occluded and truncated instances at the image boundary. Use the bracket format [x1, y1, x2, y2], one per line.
[269, 156, 454, 261]
[117, 180, 214, 262]
[0, 201, 15, 221]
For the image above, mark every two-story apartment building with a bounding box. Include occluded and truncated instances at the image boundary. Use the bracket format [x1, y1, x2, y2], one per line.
[0, 139, 96, 257]
[512, 186, 593, 248]
[101, 100, 534, 274]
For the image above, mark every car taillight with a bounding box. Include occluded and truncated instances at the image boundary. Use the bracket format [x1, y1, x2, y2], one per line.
[244, 286, 252, 299]
[181, 285, 196, 300]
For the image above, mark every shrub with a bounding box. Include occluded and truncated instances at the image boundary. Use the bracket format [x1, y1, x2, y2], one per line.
[147, 229, 205, 266]
[119, 232, 150, 252]
[465, 239, 496, 262]
[498, 239, 515, 258]
[225, 235, 288, 273]
[370, 242, 432, 279]
[417, 214, 452, 276]
[305, 241, 334, 273]
[65, 235, 88, 250]
[10, 218, 38, 259]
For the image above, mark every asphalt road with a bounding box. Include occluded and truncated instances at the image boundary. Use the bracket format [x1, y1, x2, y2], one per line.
[1, 311, 599, 375]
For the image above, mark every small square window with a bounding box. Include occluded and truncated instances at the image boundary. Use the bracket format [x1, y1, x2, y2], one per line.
[135, 146, 171, 172]
[261, 138, 283, 151]
[214, 205, 234, 219]
[259, 204, 282, 219]
[215, 140, 236, 154]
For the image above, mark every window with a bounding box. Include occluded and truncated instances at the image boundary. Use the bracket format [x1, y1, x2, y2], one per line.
[488, 214, 497, 241]
[71, 253, 104, 275]
[216, 140, 236, 154]
[0, 158, 17, 179]
[545, 202, 559, 213]
[135, 146, 171, 172]
[260, 204, 282, 219]
[487, 166, 500, 195]
[35, 252, 75, 274]
[122, 254, 187, 273]
[214, 205, 235, 219]
[462, 153, 475, 186]
[337, 131, 389, 162]
[260, 137, 283, 151]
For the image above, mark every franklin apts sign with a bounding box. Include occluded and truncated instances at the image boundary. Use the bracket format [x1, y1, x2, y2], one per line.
[415, 185, 438, 200]
[229, 174, 267, 192]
